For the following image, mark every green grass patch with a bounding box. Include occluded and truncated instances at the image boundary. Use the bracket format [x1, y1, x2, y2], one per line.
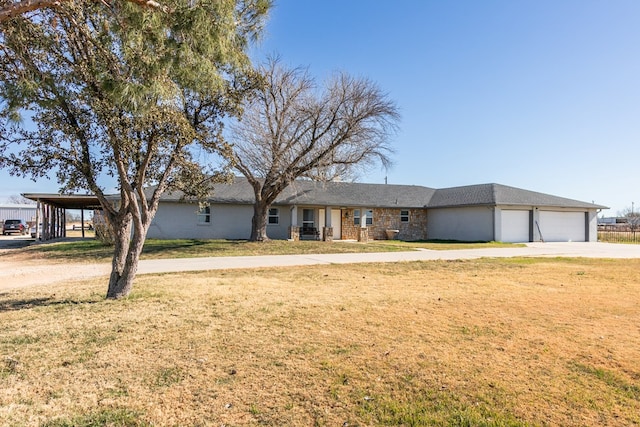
[152, 366, 184, 388]
[369, 239, 526, 250]
[359, 389, 530, 426]
[17, 238, 523, 262]
[570, 362, 640, 399]
[41, 408, 150, 427]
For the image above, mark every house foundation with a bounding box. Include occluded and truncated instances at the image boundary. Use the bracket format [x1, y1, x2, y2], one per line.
[322, 226, 333, 242]
[357, 227, 369, 243]
[288, 226, 300, 241]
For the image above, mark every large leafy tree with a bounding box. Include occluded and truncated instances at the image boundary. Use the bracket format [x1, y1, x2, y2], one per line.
[0, 0, 170, 22]
[0, 0, 270, 298]
[228, 57, 400, 241]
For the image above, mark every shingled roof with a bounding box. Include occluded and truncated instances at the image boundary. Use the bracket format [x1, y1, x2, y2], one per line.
[427, 183, 606, 209]
[182, 177, 436, 208]
[157, 177, 606, 210]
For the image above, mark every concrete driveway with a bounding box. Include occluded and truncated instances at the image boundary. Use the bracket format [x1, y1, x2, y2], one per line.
[1, 242, 639, 292]
[135, 242, 640, 275]
[0, 234, 34, 249]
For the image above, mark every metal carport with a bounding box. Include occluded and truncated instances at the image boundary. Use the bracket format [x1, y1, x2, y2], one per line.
[21, 194, 103, 241]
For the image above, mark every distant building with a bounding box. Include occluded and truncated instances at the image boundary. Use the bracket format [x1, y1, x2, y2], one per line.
[598, 217, 618, 225]
[0, 204, 37, 224]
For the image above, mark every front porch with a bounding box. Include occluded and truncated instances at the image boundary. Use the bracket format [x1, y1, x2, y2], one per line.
[286, 206, 377, 243]
[284, 206, 428, 242]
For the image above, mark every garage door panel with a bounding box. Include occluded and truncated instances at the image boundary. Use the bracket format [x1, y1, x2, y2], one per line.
[539, 211, 585, 242]
[501, 210, 530, 242]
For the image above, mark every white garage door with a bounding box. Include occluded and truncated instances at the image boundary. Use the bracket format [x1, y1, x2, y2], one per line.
[538, 211, 585, 242]
[501, 210, 530, 242]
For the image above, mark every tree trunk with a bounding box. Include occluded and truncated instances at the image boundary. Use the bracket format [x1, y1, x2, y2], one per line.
[105, 215, 146, 299]
[249, 201, 270, 242]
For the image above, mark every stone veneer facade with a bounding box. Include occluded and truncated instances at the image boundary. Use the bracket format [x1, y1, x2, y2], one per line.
[341, 208, 428, 241]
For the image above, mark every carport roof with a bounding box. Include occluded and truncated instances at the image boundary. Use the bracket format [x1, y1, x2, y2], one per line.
[21, 193, 104, 210]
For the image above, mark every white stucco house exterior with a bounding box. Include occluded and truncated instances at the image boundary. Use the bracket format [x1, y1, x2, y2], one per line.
[145, 178, 606, 243]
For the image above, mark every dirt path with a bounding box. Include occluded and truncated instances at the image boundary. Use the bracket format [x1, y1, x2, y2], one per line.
[0, 257, 111, 291]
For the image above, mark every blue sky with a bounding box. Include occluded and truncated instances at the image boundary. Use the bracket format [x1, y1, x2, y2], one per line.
[2, 0, 639, 215]
[248, 0, 640, 215]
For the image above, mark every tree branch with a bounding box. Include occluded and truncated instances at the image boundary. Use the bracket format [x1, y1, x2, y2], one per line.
[0, 0, 168, 23]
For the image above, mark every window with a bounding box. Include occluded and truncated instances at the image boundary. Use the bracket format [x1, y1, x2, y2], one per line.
[268, 208, 279, 225]
[400, 210, 409, 223]
[197, 206, 211, 224]
[353, 209, 373, 225]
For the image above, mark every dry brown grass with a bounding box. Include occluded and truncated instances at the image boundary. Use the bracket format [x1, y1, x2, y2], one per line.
[1, 258, 639, 426]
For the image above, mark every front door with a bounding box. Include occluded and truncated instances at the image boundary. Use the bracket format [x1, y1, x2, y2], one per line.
[318, 209, 342, 240]
[331, 209, 341, 239]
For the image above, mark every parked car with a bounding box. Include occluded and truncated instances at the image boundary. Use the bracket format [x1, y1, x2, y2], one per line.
[2, 219, 27, 235]
[30, 223, 43, 239]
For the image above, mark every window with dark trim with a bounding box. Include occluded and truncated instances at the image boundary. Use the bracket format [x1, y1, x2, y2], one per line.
[400, 210, 409, 223]
[268, 208, 279, 225]
[354, 209, 373, 225]
[197, 206, 211, 224]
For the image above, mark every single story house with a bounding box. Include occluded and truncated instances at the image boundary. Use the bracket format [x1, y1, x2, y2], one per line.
[147, 177, 606, 243]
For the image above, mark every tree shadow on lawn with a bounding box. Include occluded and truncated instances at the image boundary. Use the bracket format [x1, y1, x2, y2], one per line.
[0, 295, 99, 312]
[140, 238, 212, 256]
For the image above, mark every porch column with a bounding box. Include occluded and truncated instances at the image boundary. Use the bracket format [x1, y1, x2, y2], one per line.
[323, 207, 333, 242]
[289, 205, 300, 241]
[358, 208, 369, 243]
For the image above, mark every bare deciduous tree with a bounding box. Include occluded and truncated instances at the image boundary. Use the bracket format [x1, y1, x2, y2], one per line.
[619, 206, 640, 232]
[6, 194, 36, 204]
[228, 58, 400, 241]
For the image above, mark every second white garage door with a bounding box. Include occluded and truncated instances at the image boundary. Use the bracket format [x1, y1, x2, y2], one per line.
[538, 211, 585, 242]
[501, 210, 530, 242]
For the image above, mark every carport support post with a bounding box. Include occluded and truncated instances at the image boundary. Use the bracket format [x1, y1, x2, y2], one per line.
[34, 200, 40, 240]
[81, 209, 85, 238]
[43, 204, 48, 240]
[50, 205, 55, 238]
